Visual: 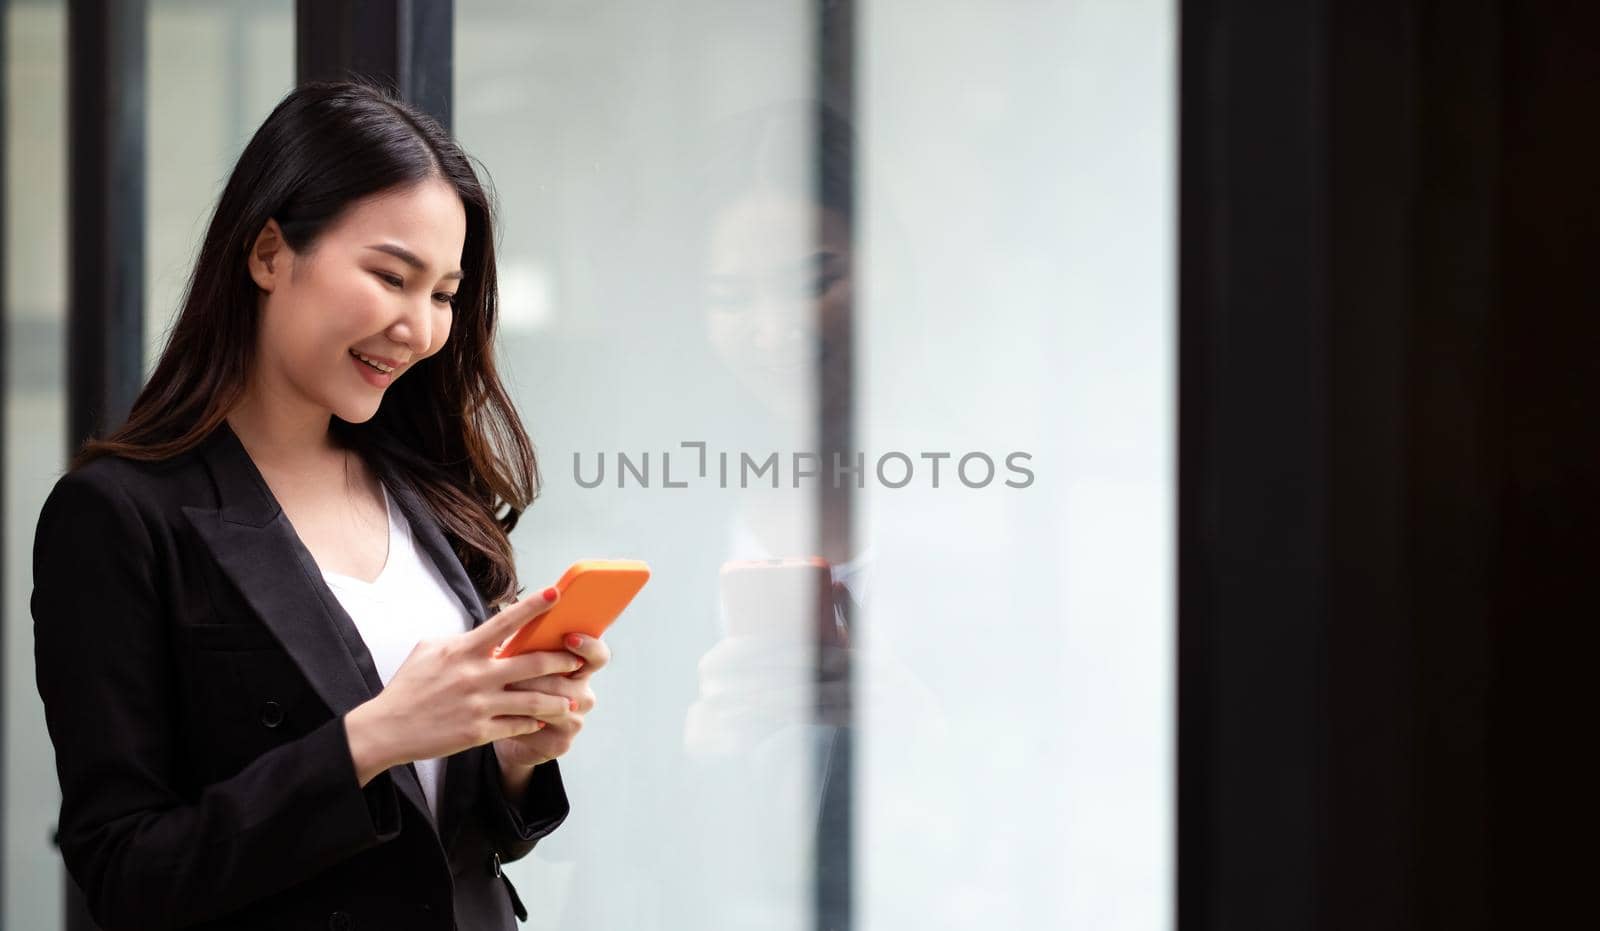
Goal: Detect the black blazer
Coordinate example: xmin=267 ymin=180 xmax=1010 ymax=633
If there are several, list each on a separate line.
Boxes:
xmin=30 ymin=419 xmax=568 ymax=930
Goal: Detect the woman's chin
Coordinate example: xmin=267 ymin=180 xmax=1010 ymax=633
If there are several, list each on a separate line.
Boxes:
xmin=332 ymin=398 xmax=383 ymax=425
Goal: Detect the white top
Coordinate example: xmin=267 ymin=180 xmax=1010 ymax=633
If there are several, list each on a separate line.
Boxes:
xmin=320 ymin=481 xmax=471 ymax=824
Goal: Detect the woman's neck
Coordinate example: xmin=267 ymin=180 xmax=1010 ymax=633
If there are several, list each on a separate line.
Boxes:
xmin=225 ymin=388 xmax=340 ymax=476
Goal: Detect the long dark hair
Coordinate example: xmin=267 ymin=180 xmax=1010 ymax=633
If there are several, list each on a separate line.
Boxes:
xmin=72 ymin=78 xmax=537 ymax=608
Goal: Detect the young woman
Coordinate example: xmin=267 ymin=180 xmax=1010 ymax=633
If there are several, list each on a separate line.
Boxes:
xmin=30 ymin=79 xmax=611 ymax=930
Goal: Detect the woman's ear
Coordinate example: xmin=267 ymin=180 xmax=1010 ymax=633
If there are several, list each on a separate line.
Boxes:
xmin=247 ymin=219 xmax=290 ymax=292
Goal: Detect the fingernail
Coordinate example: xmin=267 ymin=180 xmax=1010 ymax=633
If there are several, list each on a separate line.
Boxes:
xmin=543 ymin=586 xmax=558 ymax=602
xmin=566 ymin=633 xmax=582 ymax=649
xmin=568 ymin=699 xmax=578 ymax=711
xmin=536 ymin=721 xmax=547 ymax=730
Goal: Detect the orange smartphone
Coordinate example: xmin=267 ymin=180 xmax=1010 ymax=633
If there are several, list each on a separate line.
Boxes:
xmin=491 ymin=559 xmax=651 ymax=658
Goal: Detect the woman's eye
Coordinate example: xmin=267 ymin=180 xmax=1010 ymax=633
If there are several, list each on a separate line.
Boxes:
xmin=812 ymin=273 xmax=843 ymax=298
xmin=377 ymin=270 xmax=454 ymax=306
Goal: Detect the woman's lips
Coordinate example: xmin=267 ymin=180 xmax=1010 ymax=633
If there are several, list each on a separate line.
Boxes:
xmin=354 ymin=350 xmax=403 ymax=368
xmin=350 ymin=351 xmax=394 ymax=387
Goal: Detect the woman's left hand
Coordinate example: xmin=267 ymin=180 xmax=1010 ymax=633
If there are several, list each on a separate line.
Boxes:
xmin=491 ymin=633 xmax=611 ymax=770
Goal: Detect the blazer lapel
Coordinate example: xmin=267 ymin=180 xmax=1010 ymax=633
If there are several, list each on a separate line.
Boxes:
xmin=373 ymin=460 xmax=494 ymax=856
xmin=180 ymin=420 xmax=441 ymax=831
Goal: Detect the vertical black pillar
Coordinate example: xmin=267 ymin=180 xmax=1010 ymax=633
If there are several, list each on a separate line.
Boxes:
xmin=1404 ymin=4 xmax=1500 ymax=927
xmin=1488 ymin=2 xmax=1600 ymax=924
xmin=1181 ymin=1 xmax=1599 ymax=928
xmin=64 ymin=4 xmax=147 ymax=928
xmin=1179 ymin=2 xmax=1332 ymax=927
xmin=296 ymin=0 xmax=453 ymax=130
xmin=813 ymin=5 xmax=856 ymax=930
xmin=0 ymin=0 xmax=8 ymax=920
xmin=66 ymin=0 xmax=147 ymax=455
xmin=1324 ymin=3 xmax=1427 ymax=927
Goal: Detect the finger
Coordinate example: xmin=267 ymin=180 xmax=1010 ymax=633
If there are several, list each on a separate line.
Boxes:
xmin=503 ymin=673 xmax=578 ymax=696
xmin=562 ymin=634 xmax=611 ymax=678
xmin=487 ymin=688 xmax=574 ymax=721
xmin=486 ymin=716 xmax=548 ymax=742
xmin=506 ymin=680 xmax=596 ymax=717
xmin=468 ymin=586 xmax=559 ymax=653
xmin=830 ymin=581 xmax=856 ymax=646
xmin=486 ymin=648 xmax=586 ymax=686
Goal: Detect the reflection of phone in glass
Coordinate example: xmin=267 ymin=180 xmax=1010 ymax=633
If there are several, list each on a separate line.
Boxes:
xmin=718 ymin=557 xmax=847 ymax=646
xmin=492 ymin=559 xmax=651 ymax=658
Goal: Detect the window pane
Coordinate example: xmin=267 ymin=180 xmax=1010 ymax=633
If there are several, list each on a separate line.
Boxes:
xmin=456 ymin=3 xmax=823 ymax=928
xmin=857 ymin=2 xmax=1174 ymax=928
xmin=459 ymin=1 xmax=1178 ymax=928
xmin=145 ymin=0 xmax=294 ymax=371
xmin=5 ymin=3 xmax=68 ymax=928
xmin=3 ymin=3 xmax=293 ymax=929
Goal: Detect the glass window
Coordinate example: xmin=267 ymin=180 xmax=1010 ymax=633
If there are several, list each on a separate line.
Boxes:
xmin=5 ymin=3 xmax=69 ymax=928
xmin=4 ymin=3 xmax=293 ymax=927
xmin=146 ymin=0 xmax=294 ymax=371
xmin=456 ymin=1 xmax=1174 ymax=928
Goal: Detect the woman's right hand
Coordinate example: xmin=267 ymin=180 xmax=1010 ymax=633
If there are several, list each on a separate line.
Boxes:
xmin=343 ymin=587 xmax=584 ymax=786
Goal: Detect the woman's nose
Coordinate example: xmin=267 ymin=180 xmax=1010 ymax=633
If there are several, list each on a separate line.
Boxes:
xmin=388 ymin=295 xmax=434 ymax=353
xmin=752 ymin=299 xmax=808 ymax=348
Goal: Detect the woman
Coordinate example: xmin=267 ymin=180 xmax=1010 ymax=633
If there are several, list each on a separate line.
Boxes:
xmin=30 ymin=79 xmax=610 ymax=930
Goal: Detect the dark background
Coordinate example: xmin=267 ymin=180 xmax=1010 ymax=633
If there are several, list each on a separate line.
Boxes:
xmin=1181 ymin=1 xmax=1595 ymax=928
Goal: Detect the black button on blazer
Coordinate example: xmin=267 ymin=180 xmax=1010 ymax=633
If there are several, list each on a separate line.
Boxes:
xmin=31 ymin=419 xmax=567 ymax=930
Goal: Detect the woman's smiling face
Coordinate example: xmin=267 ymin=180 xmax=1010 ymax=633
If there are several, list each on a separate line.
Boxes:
xmin=246 ymin=177 xmax=467 ymax=425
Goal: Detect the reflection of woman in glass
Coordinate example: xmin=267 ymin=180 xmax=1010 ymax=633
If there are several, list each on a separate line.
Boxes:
xmin=680 ymin=101 xmax=946 ymax=931
xmin=701 ymin=105 xmax=855 ymax=457
xmin=694 ymin=100 xmax=862 ymax=606
xmin=31 ymin=81 xmax=611 ymax=930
